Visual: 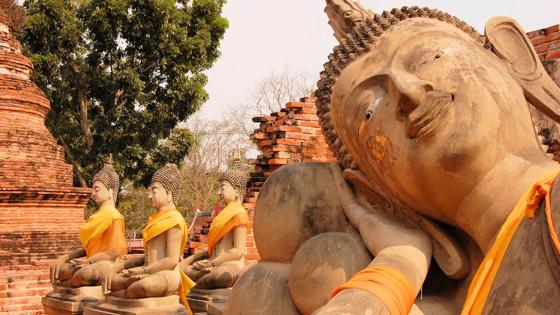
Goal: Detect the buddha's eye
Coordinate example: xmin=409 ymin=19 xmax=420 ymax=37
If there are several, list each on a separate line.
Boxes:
xmin=433 ymin=51 xmax=444 ymax=60
xmin=416 ymin=50 xmax=446 ymax=69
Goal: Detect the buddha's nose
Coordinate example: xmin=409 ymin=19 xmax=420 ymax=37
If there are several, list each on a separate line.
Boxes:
xmin=377 ymin=71 xmax=434 ymax=120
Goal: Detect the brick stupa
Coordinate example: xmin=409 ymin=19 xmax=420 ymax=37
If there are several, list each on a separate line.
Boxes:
xmin=0 ymin=10 xmax=91 ymax=314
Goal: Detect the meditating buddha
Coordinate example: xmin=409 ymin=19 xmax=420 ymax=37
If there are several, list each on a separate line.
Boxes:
xmin=50 ymin=157 xmax=127 ymax=290
xmin=181 ymin=163 xmax=248 ymax=289
xmin=108 ymin=163 xmax=192 ymax=301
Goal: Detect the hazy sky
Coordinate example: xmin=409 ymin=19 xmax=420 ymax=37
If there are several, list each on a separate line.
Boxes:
xmin=199 ymin=0 xmax=560 ymax=120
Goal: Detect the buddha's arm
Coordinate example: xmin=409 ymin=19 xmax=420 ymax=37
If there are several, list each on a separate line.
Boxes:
xmin=210 ymin=225 xmax=247 ymax=266
xmin=67 ymin=247 xmax=87 ymax=260
xmin=144 ymin=226 xmax=182 ymax=273
xmin=344 ymin=198 xmax=432 ymax=287
xmin=87 ymin=248 xmax=122 ymax=264
xmin=183 ymin=251 xmax=209 ymax=266
xmin=315 ymin=210 xmax=432 ymax=315
xmin=50 ymin=248 xmax=86 ymax=283
xmin=123 ymin=257 xmax=144 ymax=269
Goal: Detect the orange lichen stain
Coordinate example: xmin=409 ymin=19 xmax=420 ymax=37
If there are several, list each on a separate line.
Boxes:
xmin=375 ymin=135 xmax=388 ymax=146
xmin=368 ymin=135 xmax=390 ymax=162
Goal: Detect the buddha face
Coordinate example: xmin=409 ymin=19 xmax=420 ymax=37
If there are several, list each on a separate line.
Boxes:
xmin=331 ymin=19 xmax=542 ymax=223
xmin=149 ymin=182 xmax=174 ymax=209
xmin=91 ymin=181 xmax=112 ymax=206
xmin=219 ymin=180 xmax=238 ymax=205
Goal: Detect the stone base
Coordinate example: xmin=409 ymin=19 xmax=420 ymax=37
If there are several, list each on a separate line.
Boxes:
xmin=42 ymin=285 xmax=105 ymax=315
xmin=83 ymin=295 xmax=187 ymax=315
xmin=187 ymin=288 xmax=231 ymax=315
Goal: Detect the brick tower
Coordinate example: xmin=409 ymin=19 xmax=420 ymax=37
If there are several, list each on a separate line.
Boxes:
xmin=0 ymin=10 xmax=90 ymax=314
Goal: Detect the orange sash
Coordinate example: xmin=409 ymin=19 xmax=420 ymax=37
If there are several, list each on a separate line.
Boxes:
xmin=78 ymin=206 xmax=126 ymax=257
xmin=332 ymin=266 xmax=415 ymax=315
xmin=461 ymin=168 xmax=560 ymax=315
xmin=207 ymin=201 xmax=248 ymax=256
xmin=142 ymin=208 xmax=194 ymax=314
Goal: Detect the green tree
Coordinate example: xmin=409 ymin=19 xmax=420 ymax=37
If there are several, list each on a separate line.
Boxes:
xmin=19 ymin=0 xmax=228 ymax=187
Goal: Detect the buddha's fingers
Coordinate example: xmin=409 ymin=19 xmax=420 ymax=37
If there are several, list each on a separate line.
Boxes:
xmin=330 ymin=163 xmax=355 ymax=204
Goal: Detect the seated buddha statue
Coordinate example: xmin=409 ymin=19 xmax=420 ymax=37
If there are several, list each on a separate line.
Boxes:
xmin=50 ymin=157 xmax=127 ymax=291
xmin=181 ymin=163 xmax=248 ymax=289
xmin=108 ymin=163 xmax=191 ymax=301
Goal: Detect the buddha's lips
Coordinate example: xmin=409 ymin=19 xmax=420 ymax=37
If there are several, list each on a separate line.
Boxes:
xmin=405 ymin=91 xmax=453 ymax=139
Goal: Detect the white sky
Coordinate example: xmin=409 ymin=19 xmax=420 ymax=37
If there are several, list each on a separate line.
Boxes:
xmin=199 ymin=0 xmax=560 ymax=120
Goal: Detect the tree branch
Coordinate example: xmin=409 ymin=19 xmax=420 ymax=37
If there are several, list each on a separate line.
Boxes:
xmin=57 ymin=136 xmax=88 ymax=187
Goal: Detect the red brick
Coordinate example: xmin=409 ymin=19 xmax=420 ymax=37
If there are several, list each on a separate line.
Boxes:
xmin=535 ymin=42 xmax=550 ymax=54
xmin=545 ymin=48 xmax=560 ymax=60
xmin=544 ymin=32 xmax=560 ymax=43
xmin=527 ymin=29 xmax=545 ymax=38
xmin=531 ymin=36 xmax=544 ymax=46
xmin=0 ymin=21 xmax=90 ymax=313
xmin=545 ymin=24 xmax=560 ymax=35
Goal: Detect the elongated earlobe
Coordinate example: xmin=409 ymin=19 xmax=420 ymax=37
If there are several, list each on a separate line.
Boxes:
xmin=485 ymin=17 xmax=560 ymax=123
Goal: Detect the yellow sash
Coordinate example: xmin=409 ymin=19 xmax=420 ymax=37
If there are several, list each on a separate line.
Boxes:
xmin=207 ymin=201 xmax=248 ymax=256
xmin=461 ymin=168 xmax=560 ymax=315
xmin=142 ymin=207 xmax=195 ymax=314
xmin=79 ymin=205 xmax=124 ymax=257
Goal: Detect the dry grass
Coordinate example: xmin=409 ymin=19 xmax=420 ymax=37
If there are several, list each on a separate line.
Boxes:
xmin=0 ymin=0 xmax=25 ymax=31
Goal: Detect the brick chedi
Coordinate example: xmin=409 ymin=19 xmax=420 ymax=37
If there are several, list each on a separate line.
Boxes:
xmin=243 ymin=97 xmax=336 ymax=262
xmin=0 ymin=11 xmax=90 ymax=314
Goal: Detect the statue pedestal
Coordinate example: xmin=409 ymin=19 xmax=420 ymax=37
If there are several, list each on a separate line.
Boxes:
xmin=42 ymin=285 xmax=104 ymax=315
xmin=83 ymin=295 xmax=187 ymax=315
xmin=187 ymin=288 xmax=231 ymax=315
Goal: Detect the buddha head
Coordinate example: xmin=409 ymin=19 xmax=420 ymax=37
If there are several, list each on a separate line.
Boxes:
xmin=92 ymin=156 xmax=120 ymax=206
xmin=150 ymin=163 xmax=182 ymax=209
xmin=317 ymin=4 xmax=560 ymax=223
xmin=219 ymin=164 xmax=247 ymax=205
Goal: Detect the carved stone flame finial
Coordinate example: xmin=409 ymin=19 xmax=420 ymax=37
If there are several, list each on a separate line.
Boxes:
xmin=325 ymin=0 xmax=374 ymax=42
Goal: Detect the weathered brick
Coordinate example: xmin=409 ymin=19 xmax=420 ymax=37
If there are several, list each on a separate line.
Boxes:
xmin=545 ymin=24 xmax=560 ymax=35
xmin=545 ymin=48 xmax=560 ymax=60
xmin=0 ymin=17 xmax=90 ymax=313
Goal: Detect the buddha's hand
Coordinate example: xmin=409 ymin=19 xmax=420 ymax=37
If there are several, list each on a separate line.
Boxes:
xmin=192 ymin=259 xmax=214 ymax=272
xmin=121 ymin=266 xmax=147 ymax=277
xmin=70 ymin=257 xmax=90 ymax=265
xmin=96 ymin=261 xmax=117 ymax=294
xmin=50 ymin=255 xmax=68 ymax=284
xmin=330 ymin=163 xmax=356 ymax=204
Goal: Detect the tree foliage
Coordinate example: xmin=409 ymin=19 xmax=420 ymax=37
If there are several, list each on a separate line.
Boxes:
xmin=19 ymin=0 xmax=228 ymax=187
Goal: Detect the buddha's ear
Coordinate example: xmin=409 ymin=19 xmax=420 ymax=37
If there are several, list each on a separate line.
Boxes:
xmin=485 ymin=17 xmax=560 ymax=123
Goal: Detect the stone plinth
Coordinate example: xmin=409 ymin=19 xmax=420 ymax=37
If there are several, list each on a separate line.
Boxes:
xmin=186 ymin=288 xmax=231 ymax=315
xmin=42 ymin=286 xmax=104 ymax=315
xmin=0 ymin=9 xmax=91 ymax=314
xmin=83 ymin=295 xmax=187 ymax=315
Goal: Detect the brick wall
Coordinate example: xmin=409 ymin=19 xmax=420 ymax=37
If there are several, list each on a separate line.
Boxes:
xmin=0 ymin=11 xmax=91 ymax=314
xmin=528 ymin=24 xmax=560 ymax=61
xmin=242 ymin=97 xmax=336 ymax=262
xmin=526 ymin=24 xmax=560 ymax=159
